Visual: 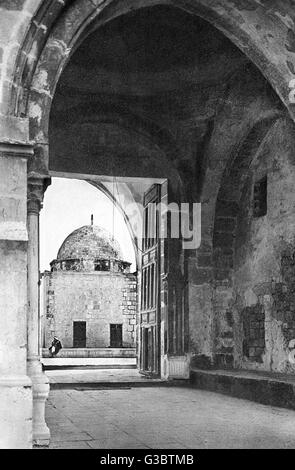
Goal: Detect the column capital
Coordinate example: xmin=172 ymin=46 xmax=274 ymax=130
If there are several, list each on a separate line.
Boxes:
xmin=27 ymin=175 xmax=51 ymax=214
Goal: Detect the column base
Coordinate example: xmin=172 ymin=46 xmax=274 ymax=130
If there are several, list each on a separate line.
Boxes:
xmin=27 ymin=359 xmax=51 ymax=447
xmin=161 ymin=354 xmax=190 ymax=380
xmin=0 ymin=375 xmax=32 ymax=449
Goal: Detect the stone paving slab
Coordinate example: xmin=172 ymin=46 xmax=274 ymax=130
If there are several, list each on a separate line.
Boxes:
xmin=46 ymin=368 xmax=164 ymax=389
xmin=46 ymin=386 xmax=295 ymax=449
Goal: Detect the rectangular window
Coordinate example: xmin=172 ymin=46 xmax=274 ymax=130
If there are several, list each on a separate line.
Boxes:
xmin=253 ymin=176 xmax=267 ymax=217
xmin=141 ymin=263 xmax=156 ymax=311
xmin=151 ymin=263 xmax=155 ymax=309
xmin=144 ymin=207 xmax=149 ymax=251
xmin=143 ymin=202 xmax=158 ymax=251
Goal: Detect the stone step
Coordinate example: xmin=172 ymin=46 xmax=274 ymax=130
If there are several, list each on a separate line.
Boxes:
xmin=46 ymin=367 xmax=189 ymax=390
xmin=42 ymin=357 xmax=137 ymax=369
xmin=190 ymin=368 xmax=295 ymax=410
xmin=42 ymin=347 xmax=136 ymax=358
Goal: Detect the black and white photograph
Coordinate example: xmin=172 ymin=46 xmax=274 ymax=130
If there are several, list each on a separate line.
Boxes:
xmin=1 ymin=0 xmax=295 ymax=454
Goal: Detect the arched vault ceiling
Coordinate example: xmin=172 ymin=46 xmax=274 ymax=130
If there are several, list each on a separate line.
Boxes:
xmin=57 ymin=7 xmax=248 ymax=96
xmin=4 ymin=0 xmax=295 ymax=125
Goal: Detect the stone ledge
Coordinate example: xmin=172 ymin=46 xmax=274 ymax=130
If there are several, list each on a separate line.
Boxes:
xmin=190 ymin=368 xmax=295 ymax=410
xmin=49 ymin=379 xmax=189 ymax=390
xmin=42 ymin=347 xmax=136 ymax=358
xmin=41 ymin=356 xmax=137 ymax=370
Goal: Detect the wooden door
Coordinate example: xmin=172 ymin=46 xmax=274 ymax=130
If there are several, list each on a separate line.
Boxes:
xmin=139 ymin=184 xmax=161 ymax=376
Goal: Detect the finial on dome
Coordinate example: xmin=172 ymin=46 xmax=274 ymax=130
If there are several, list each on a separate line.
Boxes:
xmin=91 ymin=214 xmax=93 ymax=226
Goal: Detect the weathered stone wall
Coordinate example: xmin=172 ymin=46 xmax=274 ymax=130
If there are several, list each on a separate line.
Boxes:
xmin=43 ymin=271 xmax=137 ymax=349
xmin=213 ymin=117 xmax=295 ymax=373
xmin=0 ymin=145 xmax=33 ymax=448
xmin=186 ymin=66 xmax=282 ymax=365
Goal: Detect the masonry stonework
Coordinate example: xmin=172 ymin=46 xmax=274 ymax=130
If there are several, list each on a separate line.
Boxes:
xmin=212 ymin=118 xmax=295 ymax=373
xmin=1 ymin=0 xmax=295 ymax=448
xmin=43 ymin=271 xmax=137 ymax=349
xmin=42 ymin=225 xmax=137 ymax=350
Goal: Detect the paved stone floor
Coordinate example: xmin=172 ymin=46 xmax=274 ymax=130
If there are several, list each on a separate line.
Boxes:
xmin=46 ymin=386 xmax=295 ymax=449
xmin=47 ymin=368 xmax=160 ymax=384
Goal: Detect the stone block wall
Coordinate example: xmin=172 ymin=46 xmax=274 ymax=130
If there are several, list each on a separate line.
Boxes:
xmin=242 ymin=305 xmax=265 ymax=363
xmin=121 ymin=274 xmax=137 ymax=346
xmin=42 ymin=271 xmax=137 ymax=349
xmin=212 ymin=117 xmax=295 ymax=374
xmin=0 ymin=146 xmax=33 ymax=448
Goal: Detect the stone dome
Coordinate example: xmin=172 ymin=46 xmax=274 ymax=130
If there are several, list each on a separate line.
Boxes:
xmin=57 ymin=225 xmax=123 ymax=261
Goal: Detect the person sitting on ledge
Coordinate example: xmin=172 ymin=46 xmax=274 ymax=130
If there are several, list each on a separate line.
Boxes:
xmin=49 ymin=336 xmax=62 ymax=357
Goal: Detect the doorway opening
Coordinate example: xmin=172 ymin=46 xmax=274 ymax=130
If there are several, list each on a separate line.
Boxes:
xmin=40 ymin=175 xmax=168 ymax=377
xmin=73 ymin=322 xmax=86 ymax=348
xmin=110 ymin=324 xmax=123 ymax=348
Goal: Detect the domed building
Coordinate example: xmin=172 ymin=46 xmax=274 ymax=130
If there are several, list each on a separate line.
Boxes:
xmin=41 ymin=220 xmax=137 ymax=355
xmin=51 ymin=223 xmax=131 ymax=274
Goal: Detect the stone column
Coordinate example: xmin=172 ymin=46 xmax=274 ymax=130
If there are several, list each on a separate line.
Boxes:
xmin=27 ymin=175 xmax=51 ymax=447
xmin=0 ymin=142 xmax=33 ymax=448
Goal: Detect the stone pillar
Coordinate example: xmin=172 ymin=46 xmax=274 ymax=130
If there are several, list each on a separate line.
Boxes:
xmin=27 ymin=175 xmax=51 ymax=447
xmin=0 ymin=143 xmax=33 ymax=448
xmin=188 ymin=247 xmax=215 ymax=369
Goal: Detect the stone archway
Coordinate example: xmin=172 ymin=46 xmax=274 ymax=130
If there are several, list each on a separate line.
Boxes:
xmin=1 ymin=0 xmax=295 ymax=449
xmin=3 ymin=0 xmax=295 ymax=124
xmin=18 ymin=1 xmax=295 ymax=381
